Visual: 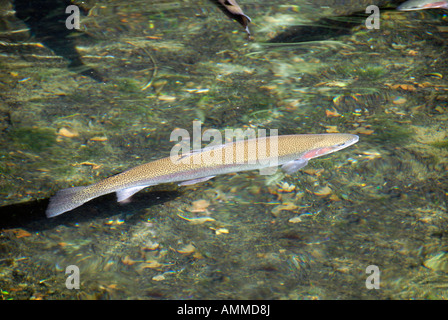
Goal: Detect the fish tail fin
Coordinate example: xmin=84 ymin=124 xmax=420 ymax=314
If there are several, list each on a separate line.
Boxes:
xmin=46 ymin=186 xmax=91 ymax=218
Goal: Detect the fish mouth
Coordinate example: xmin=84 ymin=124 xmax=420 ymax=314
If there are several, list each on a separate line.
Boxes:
xmin=301 ymin=134 xmax=359 ymax=160
xmin=348 ymin=134 xmax=359 ymax=146
xmin=331 ymin=134 xmax=359 ymax=153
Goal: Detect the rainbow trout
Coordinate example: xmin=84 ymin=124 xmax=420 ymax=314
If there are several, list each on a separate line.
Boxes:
xmin=46 ymin=133 xmax=358 ymax=217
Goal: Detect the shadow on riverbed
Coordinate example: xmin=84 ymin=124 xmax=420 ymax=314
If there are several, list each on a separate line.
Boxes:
xmin=13 ymin=0 xmax=105 ymax=81
xmin=0 ymin=190 xmax=180 ymax=231
xmin=267 ymin=7 xmax=401 ymax=43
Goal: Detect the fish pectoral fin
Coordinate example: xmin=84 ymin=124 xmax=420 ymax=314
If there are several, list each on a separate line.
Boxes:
xmin=281 ymin=159 xmax=308 ymax=175
xmin=178 ymin=176 xmax=216 ymax=186
xmin=116 ymin=185 xmax=150 ymax=202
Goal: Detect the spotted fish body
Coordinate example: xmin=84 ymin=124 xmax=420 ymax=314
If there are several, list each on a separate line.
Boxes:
xmin=46 ymin=133 xmax=359 ymax=217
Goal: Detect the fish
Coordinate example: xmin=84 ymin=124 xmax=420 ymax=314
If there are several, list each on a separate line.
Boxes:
xmin=209 ymin=0 xmax=251 ymax=37
xmin=46 ymin=133 xmax=359 ymax=218
xmin=397 ymin=0 xmax=448 ymax=10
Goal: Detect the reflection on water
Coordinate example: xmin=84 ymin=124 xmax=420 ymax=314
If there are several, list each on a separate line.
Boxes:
xmin=0 ymin=0 xmax=448 ymax=299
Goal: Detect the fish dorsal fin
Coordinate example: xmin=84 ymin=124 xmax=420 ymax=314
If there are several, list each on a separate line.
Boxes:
xmin=178 ymin=143 xmax=227 ymax=161
xmin=281 ymin=159 xmax=308 ymax=175
xmin=116 ymin=185 xmax=151 ymax=202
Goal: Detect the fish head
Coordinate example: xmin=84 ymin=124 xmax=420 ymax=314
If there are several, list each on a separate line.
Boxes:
xmin=298 ymin=133 xmax=359 ymax=160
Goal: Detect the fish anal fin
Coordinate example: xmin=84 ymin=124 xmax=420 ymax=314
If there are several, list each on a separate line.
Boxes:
xmin=259 ymin=166 xmax=278 ymax=176
xmin=116 ymin=185 xmax=150 ymax=202
xmin=178 ymin=176 xmax=215 ymax=186
xmin=281 ymin=159 xmax=308 ymax=175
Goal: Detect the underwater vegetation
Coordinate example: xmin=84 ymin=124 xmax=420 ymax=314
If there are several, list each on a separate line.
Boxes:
xmin=8 ymin=127 xmax=56 ymax=153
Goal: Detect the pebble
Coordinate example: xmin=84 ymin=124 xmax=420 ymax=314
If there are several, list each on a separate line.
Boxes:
xmin=392 ymin=97 xmax=407 ymax=105
xmin=177 ymin=244 xmax=196 ymax=254
xmin=152 ymin=274 xmax=166 ymax=281
xmin=158 ymin=95 xmax=176 ymax=101
xmin=58 ymin=127 xmax=78 ymax=138
xmin=314 ymin=186 xmax=332 ymax=197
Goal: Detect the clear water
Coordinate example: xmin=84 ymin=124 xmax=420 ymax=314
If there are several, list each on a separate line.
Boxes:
xmin=0 ymin=0 xmax=447 ymax=299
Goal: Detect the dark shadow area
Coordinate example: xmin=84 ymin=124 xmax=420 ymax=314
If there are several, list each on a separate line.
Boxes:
xmin=13 ymin=0 xmax=105 ymax=82
xmin=0 ymin=190 xmax=181 ymax=231
xmin=268 ymin=9 xmax=392 ymax=43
